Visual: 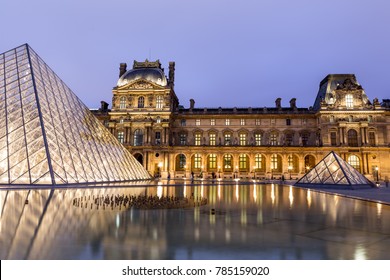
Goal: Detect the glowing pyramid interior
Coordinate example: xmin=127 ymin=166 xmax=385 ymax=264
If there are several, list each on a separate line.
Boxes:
xmin=295 ymin=151 xmax=373 ymax=187
xmin=0 ymin=44 xmax=151 ymax=185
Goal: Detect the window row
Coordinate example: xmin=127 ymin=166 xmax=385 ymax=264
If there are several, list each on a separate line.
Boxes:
xmin=329 ymin=129 xmax=376 ymax=146
xmin=117 ymin=129 xmax=162 ymax=145
xmin=118 ymin=95 xmax=165 ymax=109
xmin=183 ymin=118 xmax=297 ymax=126
xmin=177 ymin=131 xmax=314 ymax=146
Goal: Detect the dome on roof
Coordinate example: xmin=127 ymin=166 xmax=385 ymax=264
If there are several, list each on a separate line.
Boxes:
xmin=117 ymin=68 xmax=167 ymax=87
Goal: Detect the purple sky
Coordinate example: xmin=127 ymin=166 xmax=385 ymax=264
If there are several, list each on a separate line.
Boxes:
xmin=1 ymin=0 xmax=389 ymax=109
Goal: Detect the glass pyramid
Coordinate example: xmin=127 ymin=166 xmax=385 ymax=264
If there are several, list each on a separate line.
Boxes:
xmin=0 ymin=44 xmax=151 ymax=185
xmin=295 ymin=151 xmax=373 ymax=186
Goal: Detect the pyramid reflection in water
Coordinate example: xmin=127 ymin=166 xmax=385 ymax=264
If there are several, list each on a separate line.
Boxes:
xmin=295 ymin=151 xmax=373 ymax=187
xmin=0 ymin=44 xmax=151 ymax=185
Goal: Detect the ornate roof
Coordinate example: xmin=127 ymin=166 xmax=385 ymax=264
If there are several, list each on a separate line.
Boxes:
xmin=117 ymin=59 xmax=168 ymax=87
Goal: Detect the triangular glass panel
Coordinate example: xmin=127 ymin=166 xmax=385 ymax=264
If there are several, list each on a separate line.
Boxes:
xmin=296 ymin=151 xmax=373 ymax=187
xmin=0 ymin=44 xmax=151 ymax=185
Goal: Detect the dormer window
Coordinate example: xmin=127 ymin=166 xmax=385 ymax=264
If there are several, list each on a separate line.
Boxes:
xmin=345 ymin=94 xmax=354 ymax=108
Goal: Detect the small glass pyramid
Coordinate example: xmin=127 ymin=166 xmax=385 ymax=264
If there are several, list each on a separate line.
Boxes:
xmin=0 ymin=44 xmax=151 ymax=185
xmin=295 ymin=151 xmax=373 ymax=186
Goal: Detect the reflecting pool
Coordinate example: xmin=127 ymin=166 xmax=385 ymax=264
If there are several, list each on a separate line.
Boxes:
xmin=1 ymin=182 xmax=390 ymax=259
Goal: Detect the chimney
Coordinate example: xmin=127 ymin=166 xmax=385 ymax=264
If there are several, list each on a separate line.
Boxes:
xmin=290 ymin=98 xmax=297 ymax=110
xmin=168 ymin=62 xmax=175 ymax=88
xmin=275 ymin=98 xmax=282 ymax=109
xmin=190 ymin=99 xmax=195 ymax=110
xmin=100 ymin=101 xmax=109 ymax=112
xmin=119 ymin=63 xmax=127 ymax=78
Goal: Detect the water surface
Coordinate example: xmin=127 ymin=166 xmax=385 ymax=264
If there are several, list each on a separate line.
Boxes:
xmin=1 ymin=182 xmax=389 ymax=259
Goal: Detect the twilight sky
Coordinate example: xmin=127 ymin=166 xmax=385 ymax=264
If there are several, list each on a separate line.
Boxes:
xmin=1 ymin=0 xmax=389 ymax=109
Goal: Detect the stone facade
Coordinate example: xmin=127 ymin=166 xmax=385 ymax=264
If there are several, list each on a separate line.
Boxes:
xmin=91 ymin=60 xmax=390 ymax=182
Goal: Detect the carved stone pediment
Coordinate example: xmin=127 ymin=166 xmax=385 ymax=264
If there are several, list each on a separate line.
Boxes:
xmin=127 ymin=81 xmax=154 ymax=89
xmin=336 ymin=78 xmax=362 ymax=91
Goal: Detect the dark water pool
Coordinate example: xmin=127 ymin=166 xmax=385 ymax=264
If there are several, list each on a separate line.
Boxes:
xmin=1 ymin=182 xmax=389 ymax=259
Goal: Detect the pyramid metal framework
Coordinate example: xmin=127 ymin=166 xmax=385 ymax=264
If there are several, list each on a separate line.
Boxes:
xmin=0 ymin=44 xmax=151 ymax=185
xmin=295 ymin=151 xmax=373 ymax=186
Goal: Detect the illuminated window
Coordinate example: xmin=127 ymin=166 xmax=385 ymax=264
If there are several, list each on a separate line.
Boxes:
xmin=270 ymin=132 xmax=277 ymax=145
xmin=210 ymin=119 xmax=215 ymax=125
xmin=195 ymin=119 xmax=200 ymax=126
xmin=117 ymin=131 xmax=124 ymax=143
xmin=345 ymin=94 xmax=354 ymax=108
xmin=194 ymin=154 xmax=202 ymax=169
xmin=209 ymin=133 xmax=216 ymax=146
xmin=288 ymin=155 xmax=293 ymax=170
xmin=330 ymin=115 xmax=335 ymax=123
xmin=156 ymin=116 xmax=161 ymax=123
xmin=156 ymin=96 xmax=163 ymax=109
xmin=255 ymin=133 xmax=262 ymax=146
xmin=208 ymin=154 xmax=217 ymax=169
xmin=368 ymin=115 xmax=373 ymax=122
xmin=195 ymin=133 xmax=201 ymax=146
xmin=134 ymin=129 xmax=143 ymax=146
xmin=119 ymin=118 xmax=124 ymax=124
xmin=239 ymin=133 xmax=246 ymax=146
xmin=239 ymin=154 xmax=248 ymax=170
xmin=255 ymin=119 xmax=260 ymax=126
xmin=240 ymin=119 xmax=245 ymax=126
xmin=348 ymin=155 xmax=360 ymax=171
xmin=138 ymin=96 xmax=144 ymax=108
xmin=224 ymin=133 xmax=231 ymax=145
xmin=254 ymin=154 xmax=263 ymax=170
xmin=225 ymin=119 xmax=230 ymax=126
xmin=119 ymin=96 xmax=126 ymax=109
xmin=271 ymin=154 xmax=278 ymax=170
xmin=223 ymin=154 xmax=232 ymax=171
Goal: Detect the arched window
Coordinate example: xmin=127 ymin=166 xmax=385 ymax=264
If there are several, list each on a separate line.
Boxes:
xmin=208 ymin=154 xmax=217 ymax=171
xmin=369 ymin=131 xmax=376 ymax=146
xmin=271 ymin=154 xmax=278 ymax=171
xmin=119 ymin=96 xmax=126 ymax=109
xmin=304 ymin=155 xmax=316 ymax=170
xmin=176 ymin=154 xmax=186 ymax=171
xmin=223 ymin=154 xmax=233 ymax=171
xmin=134 ymin=129 xmax=143 ymax=146
xmin=348 ymin=155 xmax=360 ymax=171
xmin=287 ymin=154 xmax=299 ymax=173
xmin=156 ymin=96 xmax=163 ymax=109
xmin=193 ymin=154 xmax=202 ymax=170
xmin=254 ymin=154 xmax=265 ymax=172
xmin=138 ymin=96 xmax=144 ymax=108
xmin=239 ymin=154 xmax=249 ymax=171
xmin=347 ymin=129 xmax=358 ymax=147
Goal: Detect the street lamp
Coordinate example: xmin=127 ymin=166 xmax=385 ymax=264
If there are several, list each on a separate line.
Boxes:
xmin=288 ymin=165 xmax=292 ymax=180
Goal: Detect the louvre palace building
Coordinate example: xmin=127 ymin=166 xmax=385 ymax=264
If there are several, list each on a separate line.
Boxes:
xmin=91 ymin=59 xmax=390 ymax=182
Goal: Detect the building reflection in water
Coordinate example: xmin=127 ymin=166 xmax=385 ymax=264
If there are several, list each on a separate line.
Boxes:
xmin=1 ymin=182 xmax=390 ymax=260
